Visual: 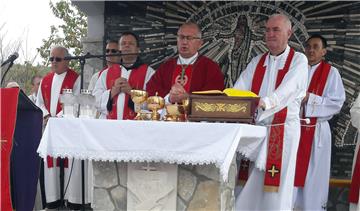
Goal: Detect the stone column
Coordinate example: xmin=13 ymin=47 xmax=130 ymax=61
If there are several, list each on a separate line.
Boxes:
xmin=81 ymin=37 xmax=103 ymax=89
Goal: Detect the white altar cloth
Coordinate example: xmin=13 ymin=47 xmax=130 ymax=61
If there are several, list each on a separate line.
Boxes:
xmin=37 ymin=118 xmax=266 ymax=181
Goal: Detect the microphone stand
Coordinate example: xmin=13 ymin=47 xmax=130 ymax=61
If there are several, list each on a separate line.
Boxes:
xmin=1 ymin=60 xmax=16 ymax=87
xmin=63 ymin=51 xmax=132 ymax=210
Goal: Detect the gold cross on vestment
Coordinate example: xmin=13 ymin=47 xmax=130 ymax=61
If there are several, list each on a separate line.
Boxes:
xmin=267 ymin=165 xmax=280 ymax=178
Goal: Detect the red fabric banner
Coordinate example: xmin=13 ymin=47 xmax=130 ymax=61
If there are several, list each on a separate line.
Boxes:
xmin=349 ymin=148 xmax=360 ymax=203
xmin=294 ymin=61 xmax=331 ymax=187
xmin=1 ymin=87 xmax=20 ymax=211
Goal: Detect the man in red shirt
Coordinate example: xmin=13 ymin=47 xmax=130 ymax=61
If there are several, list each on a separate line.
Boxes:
xmin=146 ymin=22 xmax=224 ymax=103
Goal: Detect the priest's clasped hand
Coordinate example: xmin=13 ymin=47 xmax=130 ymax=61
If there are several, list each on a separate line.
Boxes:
xmin=111 ymin=77 xmax=132 ymax=99
xmin=169 ymin=83 xmax=189 ymax=103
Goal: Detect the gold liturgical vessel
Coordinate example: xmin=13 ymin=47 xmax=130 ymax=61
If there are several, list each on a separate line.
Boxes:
xmin=164 ymin=103 xmax=184 ymax=121
xmin=130 ymin=89 xmax=148 ymax=120
xmin=164 ymin=98 xmax=189 ymax=121
xmin=147 ymin=92 xmax=165 ymax=121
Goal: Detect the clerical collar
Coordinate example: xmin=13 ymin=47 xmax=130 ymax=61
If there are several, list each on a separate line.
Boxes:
xmin=310 ymin=61 xmax=322 ymax=68
xmin=269 ymin=45 xmax=289 ymax=61
xmin=122 ymin=57 xmax=144 ymax=70
xmin=55 ymin=70 xmax=67 ymax=76
xmin=178 ymin=52 xmax=199 ymax=65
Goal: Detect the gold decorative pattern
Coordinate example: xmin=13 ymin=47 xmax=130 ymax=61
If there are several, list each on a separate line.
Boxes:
xmin=194 ymin=102 xmax=247 ymax=113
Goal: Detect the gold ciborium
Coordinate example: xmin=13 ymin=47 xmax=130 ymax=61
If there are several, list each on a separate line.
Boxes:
xmin=147 ymin=92 xmax=165 ymax=121
xmin=164 ymin=103 xmax=185 ymax=121
xmin=130 ymin=89 xmax=148 ymax=120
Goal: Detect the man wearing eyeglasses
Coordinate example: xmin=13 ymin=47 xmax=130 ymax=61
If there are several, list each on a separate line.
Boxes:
xmin=36 ymin=46 xmax=80 ymax=120
xmin=146 ymin=22 xmax=224 ymax=103
xmin=87 ymin=40 xmax=119 ymax=91
xmin=93 ymin=32 xmax=155 ymax=119
xmin=36 ymin=46 xmax=84 ymax=209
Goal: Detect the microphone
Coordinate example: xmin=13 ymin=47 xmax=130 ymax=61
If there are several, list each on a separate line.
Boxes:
xmin=1 ymin=52 xmax=19 ymax=67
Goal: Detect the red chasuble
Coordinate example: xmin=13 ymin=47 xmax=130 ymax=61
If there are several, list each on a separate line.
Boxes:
xmin=106 ymin=64 xmax=148 ymax=120
xmin=146 ymin=55 xmax=224 ymax=97
xmin=1 ymin=88 xmax=19 ymax=211
xmin=237 ymin=49 xmax=295 ymax=192
xmin=41 ymin=69 xmax=78 ymax=168
xmin=294 ymin=61 xmax=331 ymax=187
xmin=349 ymin=149 xmax=360 ymax=203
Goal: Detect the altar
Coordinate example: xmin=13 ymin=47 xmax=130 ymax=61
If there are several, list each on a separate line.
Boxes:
xmin=37 ymin=118 xmax=266 ymax=210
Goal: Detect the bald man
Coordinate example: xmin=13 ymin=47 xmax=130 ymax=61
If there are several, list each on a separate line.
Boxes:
xmin=234 ymin=14 xmax=308 ymax=210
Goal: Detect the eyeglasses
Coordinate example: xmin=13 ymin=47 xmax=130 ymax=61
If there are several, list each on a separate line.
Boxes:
xmin=177 ymin=35 xmax=201 ymax=41
xmin=49 ymin=57 xmax=64 ymax=62
xmin=106 ymin=49 xmax=118 ymax=53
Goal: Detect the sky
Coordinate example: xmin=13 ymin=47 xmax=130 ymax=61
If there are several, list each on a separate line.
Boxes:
xmin=0 ymin=0 xmax=63 ymax=65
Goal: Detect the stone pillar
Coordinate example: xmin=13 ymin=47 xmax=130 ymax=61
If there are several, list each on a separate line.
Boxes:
xmin=81 ymin=37 xmax=103 ymax=89
xmin=71 ymin=1 xmax=105 ymax=89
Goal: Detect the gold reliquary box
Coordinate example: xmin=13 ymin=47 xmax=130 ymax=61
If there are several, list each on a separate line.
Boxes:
xmin=187 ymin=89 xmax=259 ymax=123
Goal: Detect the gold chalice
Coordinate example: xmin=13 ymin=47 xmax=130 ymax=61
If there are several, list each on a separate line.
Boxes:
xmin=147 ymin=92 xmax=165 ymax=121
xmin=130 ymin=89 xmax=148 ymax=120
xmin=165 ymin=103 xmax=185 ymax=121
xmin=181 ymin=97 xmax=190 ymax=121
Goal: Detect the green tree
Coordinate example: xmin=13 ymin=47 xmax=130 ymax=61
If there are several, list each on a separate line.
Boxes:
xmin=3 ymin=63 xmax=50 ymax=95
xmin=37 ymin=0 xmax=87 ymax=71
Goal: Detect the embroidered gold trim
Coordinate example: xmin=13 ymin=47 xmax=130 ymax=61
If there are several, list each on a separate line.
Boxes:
xmin=194 ymin=102 xmax=247 ymax=113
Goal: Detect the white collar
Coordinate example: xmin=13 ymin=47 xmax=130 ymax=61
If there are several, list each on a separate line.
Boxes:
xmin=265 ymin=45 xmax=290 ymax=68
xmin=269 ymin=45 xmax=289 ymax=60
xmin=178 ymin=52 xmax=199 ymax=65
xmin=54 ymin=71 xmax=67 ymax=78
xmin=309 ymin=61 xmax=322 ymax=70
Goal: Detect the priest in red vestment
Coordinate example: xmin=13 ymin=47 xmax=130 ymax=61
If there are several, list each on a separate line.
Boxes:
xmin=37 ymin=46 xmax=92 ymax=209
xmin=146 ymin=22 xmax=224 ymax=103
xmin=93 ymin=32 xmax=155 ymax=120
xmin=293 ymin=34 xmax=345 ymax=210
xmin=88 ymin=40 xmax=119 ymax=91
xmin=234 ymin=14 xmax=308 ymax=210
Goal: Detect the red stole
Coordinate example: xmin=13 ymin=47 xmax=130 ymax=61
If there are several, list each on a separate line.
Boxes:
xmin=171 ymin=64 xmax=194 ymax=92
xmin=239 ymin=49 xmax=294 ymax=192
xmin=41 ymin=69 xmax=79 ymax=115
xmin=98 ymin=66 xmax=108 ymax=78
xmin=349 ymin=148 xmax=360 ymax=203
xmin=294 ymin=61 xmax=331 ymax=187
xmin=1 ymin=88 xmax=19 ymax=211
xmin=106 ymin=64 xmax=148 ymax=119
xmin=41 ymin=69 xmax=78 ymax=168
